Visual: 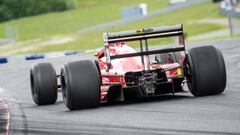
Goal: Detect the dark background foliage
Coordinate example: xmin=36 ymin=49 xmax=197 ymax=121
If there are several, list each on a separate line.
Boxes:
xmin=0 ymin=0 xmax=75 ymax=22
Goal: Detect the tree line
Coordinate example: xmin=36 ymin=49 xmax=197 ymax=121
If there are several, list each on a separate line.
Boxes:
xmin=0 ymin=0 xmax=75 ymax=22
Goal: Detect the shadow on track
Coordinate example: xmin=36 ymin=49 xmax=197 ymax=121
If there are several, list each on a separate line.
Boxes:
xmin=102 ymin=94 xmax=192 ymax=107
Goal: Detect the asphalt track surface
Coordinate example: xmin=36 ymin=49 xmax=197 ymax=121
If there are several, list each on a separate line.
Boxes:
xmin=0 ymin=39 xmax=240 ymax=134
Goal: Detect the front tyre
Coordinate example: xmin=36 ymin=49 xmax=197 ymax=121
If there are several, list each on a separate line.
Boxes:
xmin=30 ymin=63 xmax=58 ymax=105
xmin=185 ymin=46 xmax=226 ymax=96
xmin=61 ymin=60 xmax=100 ymax=110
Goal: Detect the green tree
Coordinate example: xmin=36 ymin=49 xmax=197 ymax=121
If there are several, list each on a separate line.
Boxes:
xmin=0 ymin=0 xmax=75 ymax=22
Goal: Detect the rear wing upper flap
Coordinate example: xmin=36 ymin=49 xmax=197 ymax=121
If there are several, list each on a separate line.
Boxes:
xmin=104 ymin=24 xmax=183 ymax=43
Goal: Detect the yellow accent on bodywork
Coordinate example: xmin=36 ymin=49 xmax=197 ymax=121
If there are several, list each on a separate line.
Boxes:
xmin=177 ymin=68 xmax=182 ymax=76
xmin=136 ymin=29 xmax=142 ymax=34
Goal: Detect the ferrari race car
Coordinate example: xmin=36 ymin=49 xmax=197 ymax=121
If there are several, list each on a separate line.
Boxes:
xmin=30 ymin=24 xmax=226 ymax=110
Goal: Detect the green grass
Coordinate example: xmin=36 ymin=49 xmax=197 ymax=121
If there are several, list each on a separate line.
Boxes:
xmin=28 ymin=1 xmax=227 ymax=53
xmin=0 ymin=0 xmax=168 ymax=41
xmin=74 ymin=0 xmax=169 ymax=12
xmin=0 ymin=1 xmax=229 ymax=55
xmin=203 ymin=33 xmax=240 ymax=41
xmin=236 ymin=3 xmax=240 ymax=8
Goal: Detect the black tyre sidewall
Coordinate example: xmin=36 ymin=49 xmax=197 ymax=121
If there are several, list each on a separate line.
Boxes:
xmin=30 ymin=63 xmax=58 ymax=105
xmin=187 ymin=46 xmax=226 ymax=96
xmin=31 ymin=65 xmax=40 ymax=104
xmin=61 ymin=60 xmax=100 ymax=110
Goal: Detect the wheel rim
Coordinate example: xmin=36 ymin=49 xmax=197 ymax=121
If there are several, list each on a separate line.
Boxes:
xmin=183 ymin=55 xmax=193 ymax=91
xmin=61 ymin=70 xmax=67 ymax=103
xmin=30 ymin=70 xmax=38 ymax=99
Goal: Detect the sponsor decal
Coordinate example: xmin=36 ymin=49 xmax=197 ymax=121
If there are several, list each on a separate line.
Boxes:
xmin=136 ymin=28 xmax=154 ymax=34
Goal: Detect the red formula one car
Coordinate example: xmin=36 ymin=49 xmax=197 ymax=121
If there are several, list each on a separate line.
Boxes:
xmin=30 ymin=24 xmax=226 ymax=110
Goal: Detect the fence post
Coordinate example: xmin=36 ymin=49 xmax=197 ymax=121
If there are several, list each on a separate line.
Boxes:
xmin=228 ymin=15 xmax=234 ymax=36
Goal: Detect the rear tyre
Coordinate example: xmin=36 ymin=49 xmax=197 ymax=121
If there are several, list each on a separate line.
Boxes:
xmin=155 ymin=52 xmax=180 ymax=64
xmin=61 ymin=60 xmax=100 ymax=110
xmin=185 ymin=46 xmax=226 ymax=96
xmin=30 ymin=63 xmax=58 ymax=105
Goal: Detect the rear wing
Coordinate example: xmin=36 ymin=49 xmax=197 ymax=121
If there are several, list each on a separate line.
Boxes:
xmin=104 ymin=24 xmax=183 ymax=43
xmin=103 ymin=24 xmax=186 ymax=70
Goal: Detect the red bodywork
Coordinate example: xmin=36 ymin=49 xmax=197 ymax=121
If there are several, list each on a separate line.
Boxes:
xmin=96 ymin=43 xmax=184 ymax=101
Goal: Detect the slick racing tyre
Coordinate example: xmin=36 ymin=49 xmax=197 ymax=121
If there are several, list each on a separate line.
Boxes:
xmin=61 ymin=60 xmax=100 ymax=110
xmin=30 ymin=63 xmax=58 ymax=105
xmin=185 ymin=46 xmax=226 ymax=96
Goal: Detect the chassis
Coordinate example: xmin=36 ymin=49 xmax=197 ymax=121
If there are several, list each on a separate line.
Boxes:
xmin=30 ymin=24 xmax=227 ymax=110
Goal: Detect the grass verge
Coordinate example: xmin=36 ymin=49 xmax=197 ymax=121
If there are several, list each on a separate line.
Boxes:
xmin=0 ymin=1 xmax=229 ymax=55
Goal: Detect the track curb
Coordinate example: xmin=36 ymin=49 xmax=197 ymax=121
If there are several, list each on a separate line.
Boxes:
xmin=0 ymin=88 xmax=28 ymax=134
